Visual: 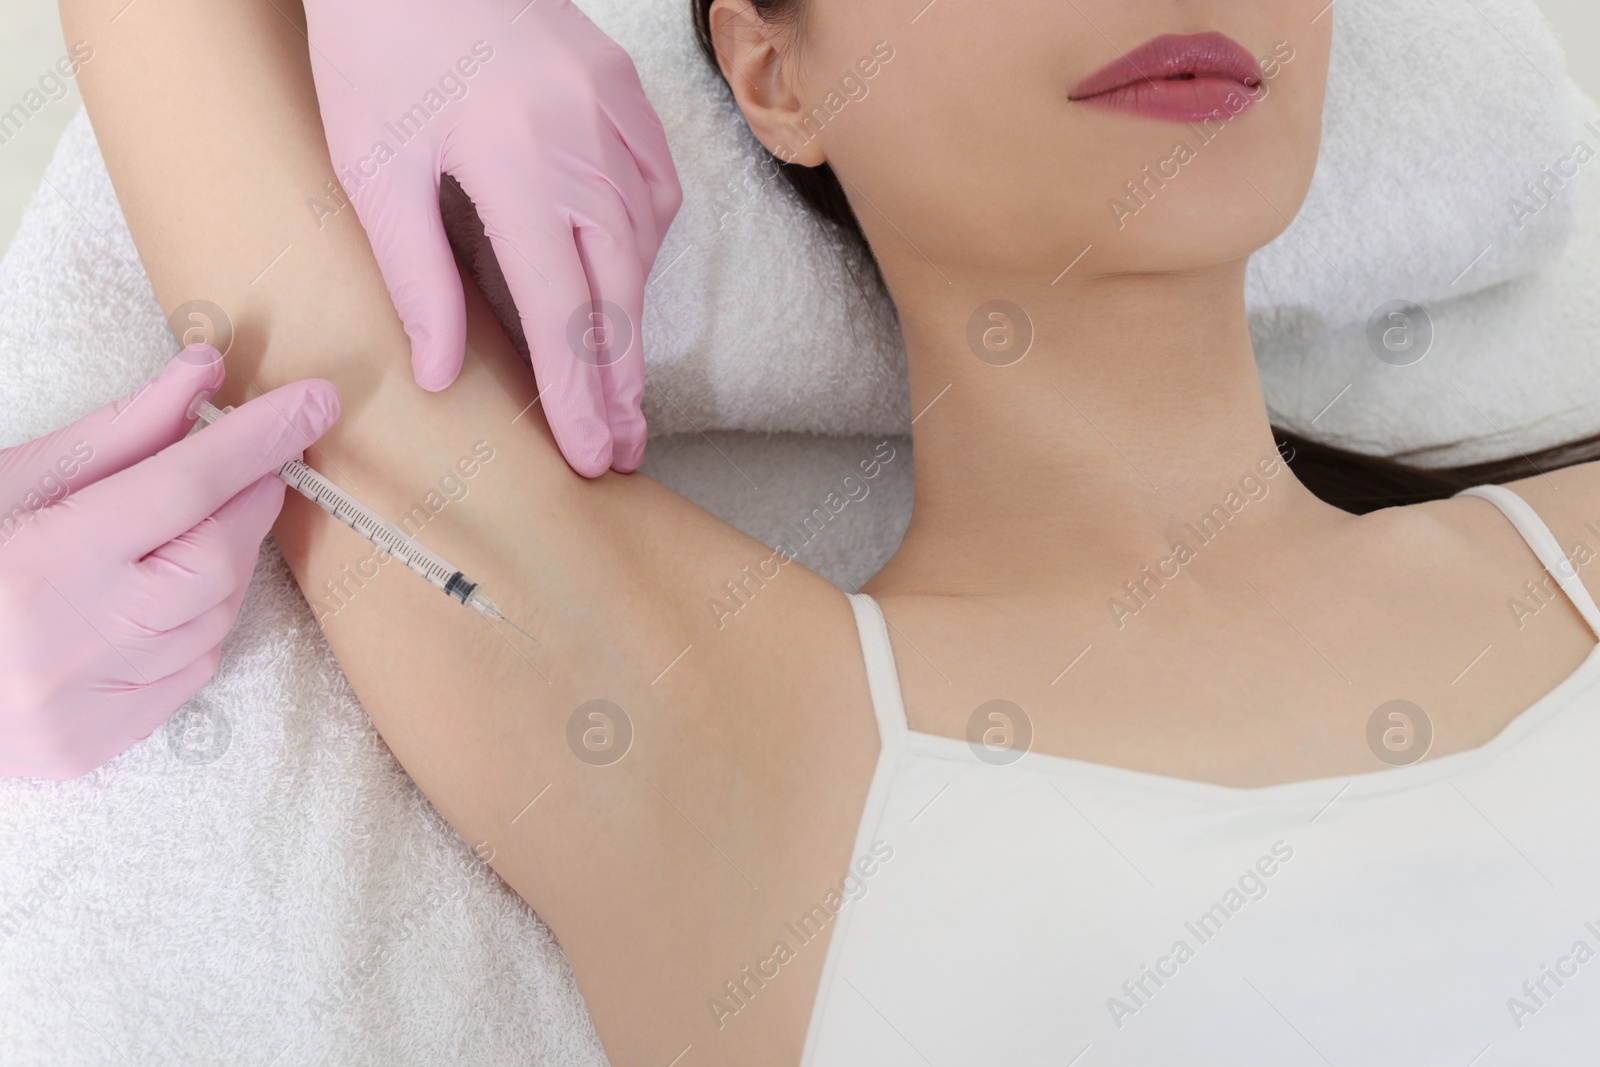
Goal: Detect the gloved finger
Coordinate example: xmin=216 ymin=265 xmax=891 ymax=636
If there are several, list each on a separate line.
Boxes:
xmin=128 ymin=584 xmax=247 ymax=691
xmin=134 ymin=473 xmax=285 ymax=631
xmin=591 ymin=134 xmax=667 ymax=267
xmin=1 ymin=728 xmax=118 ymax=781
xmin=457 ymin=161 xmax=613 ymax=475
xmin=70 ymin=378 xmax=340 ymax=559
xmin=518 ymin=226 xmax=614 ymax=477
xmin=17 ymin=641 xmax=223 ymax=780
xmin=355 ymin=164 xmax=469 ymax=392
xmin=573 ymin=203 xmax=648 ymax=473
xmin=591 ymin=61 xmax=682 ymax=241
xmin=120 ymin=643 xmax=225 ymax=750
xmin=608 ymin=124 xmax=681 ymax=254
xmin=0 ymin=345 xmax=225 ymax=504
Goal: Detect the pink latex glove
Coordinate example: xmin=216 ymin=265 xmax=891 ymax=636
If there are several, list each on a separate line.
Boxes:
xmin=0 ymin=346 xmax=341 ymax=780
xmin=304 ymin=0 xmax=681 ymax=476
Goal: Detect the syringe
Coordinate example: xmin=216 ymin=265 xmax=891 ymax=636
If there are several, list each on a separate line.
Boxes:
xmin=189 ymin=396 xmax=537 ymax=643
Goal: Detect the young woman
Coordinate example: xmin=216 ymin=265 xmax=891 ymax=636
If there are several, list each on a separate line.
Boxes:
xmin=61 ymin=0 xmax=1600 ymax=1062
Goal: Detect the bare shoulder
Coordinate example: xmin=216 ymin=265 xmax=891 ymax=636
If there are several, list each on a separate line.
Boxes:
xmin=1413 ymin=458 xmax=1600 ymax=604
xmin=1497 ymin=459 xmax=1600 ymax=556
xmin=1406 ymin=459 xmax=1600 ymax=542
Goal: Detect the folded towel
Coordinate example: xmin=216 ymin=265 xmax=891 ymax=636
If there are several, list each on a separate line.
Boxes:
xmin=525 ymin=0 xmax=1578 ymax=438
xmin=1245 ymin=0 xmax=1580 ymax=329
xmin=1256 ymin=82 xmax=1600 ymax=466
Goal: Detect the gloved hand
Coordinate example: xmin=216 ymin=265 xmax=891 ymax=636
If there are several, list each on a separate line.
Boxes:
xmin=304 ymin=0 xmax=681 ymax=476
xmin=0 ymin=346 xmax=341 ymax=780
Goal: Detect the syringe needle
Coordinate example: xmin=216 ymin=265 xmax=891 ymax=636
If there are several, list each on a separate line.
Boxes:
xmin=494 ymin=612 xmax=540 ymax=644
xmin=467 ymin=592 xmax=540 ymax=644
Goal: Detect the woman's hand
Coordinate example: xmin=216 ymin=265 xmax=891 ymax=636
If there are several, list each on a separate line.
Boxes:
xmin=304 ymin=0 xmax=681 ymax=477
xmin=0 ymin=347 xmax=340 ymax=779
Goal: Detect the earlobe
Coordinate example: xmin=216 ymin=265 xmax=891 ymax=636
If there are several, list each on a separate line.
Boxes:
xmin=707 ymin=0 xmax=828 ymax=167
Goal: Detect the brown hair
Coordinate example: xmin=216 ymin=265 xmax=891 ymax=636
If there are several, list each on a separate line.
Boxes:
xmin=691 ymin=0 xmax=1600 ymax=513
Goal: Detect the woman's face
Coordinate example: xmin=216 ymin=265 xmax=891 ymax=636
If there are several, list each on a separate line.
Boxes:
xmin=725 ymin=0 xmax=1333 ymax=284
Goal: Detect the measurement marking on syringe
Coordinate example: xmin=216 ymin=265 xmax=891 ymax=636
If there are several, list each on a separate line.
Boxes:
xmin=190 ymin=398 xmax=537 ymax=641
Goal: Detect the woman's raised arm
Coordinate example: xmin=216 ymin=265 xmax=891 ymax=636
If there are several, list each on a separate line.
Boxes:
xmin=59 ymin=0 xmax=879 ymax=1061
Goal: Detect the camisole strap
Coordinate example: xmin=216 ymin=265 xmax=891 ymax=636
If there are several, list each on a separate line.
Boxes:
xmin=845 ymin=592 xmax=912 ymax=741
xmin=1456 ymin=484 xmax=1600 ymax=640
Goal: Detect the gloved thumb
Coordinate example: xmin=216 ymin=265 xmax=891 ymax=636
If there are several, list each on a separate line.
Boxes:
xmin=358 ymin=167 xmax=468 ymax=392
xmin=0 ymin=344 xmax=225 ymax=504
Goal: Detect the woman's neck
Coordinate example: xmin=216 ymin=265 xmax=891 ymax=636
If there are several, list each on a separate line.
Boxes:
xmin=869 ymin=260 xmax=1344 ymax=597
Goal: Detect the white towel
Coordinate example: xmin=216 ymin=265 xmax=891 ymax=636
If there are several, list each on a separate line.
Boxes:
xmin=540 ymin=0 xmax=1580 ymax=438
xmin=1256 ymin=81 xmax=1600 ymax=466
xmin=1246 ymin=0 xmax=1580 ymax=328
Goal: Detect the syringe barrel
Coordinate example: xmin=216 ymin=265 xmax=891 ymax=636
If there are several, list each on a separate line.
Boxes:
xmin=275 ymin=458 xmax=465 ymax=598
xmin=190 ymin=399 xmax=489 ymax=611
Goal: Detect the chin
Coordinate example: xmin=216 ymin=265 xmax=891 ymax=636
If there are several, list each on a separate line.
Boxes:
xmin=1051 ymin=141 xmax=1315 ymax=277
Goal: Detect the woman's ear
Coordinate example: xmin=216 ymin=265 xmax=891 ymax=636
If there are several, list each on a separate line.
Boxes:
xmin=707 ymin=0 xmax=828 ymax=167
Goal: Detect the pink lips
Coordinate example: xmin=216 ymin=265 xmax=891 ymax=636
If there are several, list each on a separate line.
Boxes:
xmin=1069 ymin=32 xmax=1264 ymax=123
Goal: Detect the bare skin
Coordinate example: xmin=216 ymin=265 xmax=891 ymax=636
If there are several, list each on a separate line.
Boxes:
xmin=60 ymin=0 xmax=1600 ymax=1064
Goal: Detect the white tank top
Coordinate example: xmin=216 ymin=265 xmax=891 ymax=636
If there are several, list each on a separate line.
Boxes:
xmin=801 ymin=484 xmax=1600 ymax=1065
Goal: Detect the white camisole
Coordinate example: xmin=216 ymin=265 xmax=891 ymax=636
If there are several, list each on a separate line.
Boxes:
xmin=802 ymin=483 xmax=1600 ymax=1066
